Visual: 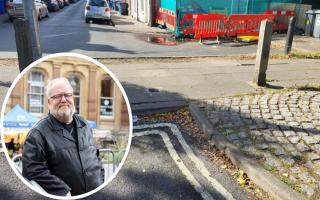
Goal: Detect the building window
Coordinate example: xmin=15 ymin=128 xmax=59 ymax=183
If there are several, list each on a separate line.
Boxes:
xmin=67 ymin=75 xmax=80 ymax=114
xmin=27 ymin=71 xmax=44 ymax=114
xmin=100 ymin=79 xmax=114 ymax=117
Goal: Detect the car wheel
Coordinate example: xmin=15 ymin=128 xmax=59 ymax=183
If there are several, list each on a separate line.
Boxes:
xmin=85 ymin=18 xmax=89 ymax=23
xmin=45 ymin=9 xmax=49 ymax=17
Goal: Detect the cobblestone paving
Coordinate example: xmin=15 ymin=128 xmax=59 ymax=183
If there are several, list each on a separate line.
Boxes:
xmin=197 ymin=91 xmax=320 ymax=199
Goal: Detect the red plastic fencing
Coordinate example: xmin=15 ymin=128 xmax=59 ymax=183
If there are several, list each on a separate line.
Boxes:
xmin=193 ymin=14 xmax=227 ymax=39
xmin=265 ymin=10 xmax=296 ymax=32
xmin=155 ymin=8 xmax=176 ymax=30
xmin=180 ymin=13 xmax=196 ymax=35
xmin=180 ymin=13 xmax=274 ymax=39
xmin=227 ymin=14 xmax=274 ymax=36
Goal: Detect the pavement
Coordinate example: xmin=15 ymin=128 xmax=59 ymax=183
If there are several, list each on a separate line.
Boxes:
xmin=104 ymin=58 xmax=320 ymax=113
xmin=271 ymin=35 xmax=320 ymax=53
xmin=0 ymin=14 xmax=8 ymax=25
xmin=2 ymin=57 xmax=319 ymax=113
xmin=191 ymin=90 xmax=320 ymax=200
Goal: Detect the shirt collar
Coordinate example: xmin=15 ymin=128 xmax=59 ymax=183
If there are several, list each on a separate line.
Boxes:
xmin=49 ymin=113 xmax=85 ymax=131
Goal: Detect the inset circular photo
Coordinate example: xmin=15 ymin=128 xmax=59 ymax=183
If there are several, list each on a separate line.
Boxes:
xmin=0 ymin=53 xmax=132 ymax=199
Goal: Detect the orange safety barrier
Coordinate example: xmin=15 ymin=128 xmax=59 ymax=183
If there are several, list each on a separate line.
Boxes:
xmin=265 ymin=10 xmax=295 ymax=31
xmin=180 ymin=13 xmax=274 ymax=39
xmin=227 ymin=14 xmax=274 ymax=37
xmin=193 ymin=14 xmax=227 ymax=39
xmin=181 ymin=13 xmax=227 ymax=38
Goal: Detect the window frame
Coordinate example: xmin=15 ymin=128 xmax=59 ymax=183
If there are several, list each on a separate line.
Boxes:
xmin=67 ymin=75 xmax=81 ymax=115
xmin=27 ymin=71 xmax=45 ymax=116
xmin=99 ymin=78 xmax=115 ymax=120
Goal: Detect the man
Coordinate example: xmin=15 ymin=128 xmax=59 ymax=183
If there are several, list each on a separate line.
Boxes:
xmin=22 ymin=77 xmax=104 ymax=196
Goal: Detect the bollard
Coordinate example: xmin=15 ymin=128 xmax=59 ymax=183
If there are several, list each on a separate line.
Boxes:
xmin=284 ymin=16 xmax=296 ymax=55
xmin=253 ymin=20 xmax=273 ymax=87
xmin=13 ymin=19 xmax=34 ymax=72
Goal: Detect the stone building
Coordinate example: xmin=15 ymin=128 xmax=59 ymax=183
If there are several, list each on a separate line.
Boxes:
xmin=6 ymin=56 xmax=130 ymax=134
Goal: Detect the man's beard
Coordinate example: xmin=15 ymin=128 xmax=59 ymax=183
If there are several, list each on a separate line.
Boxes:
xmin=51 ymin=104 xmax=75 ymax=124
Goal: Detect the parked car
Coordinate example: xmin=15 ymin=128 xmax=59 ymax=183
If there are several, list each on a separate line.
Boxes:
xmin=63 ymin=0 xmax=70 ymax=6
xmin=56 ymin=0 xmax=64 ymax=9
xmin=6 ymin=0 xmax=49 ymax=21
xmin=69 ymin=0 xmax=78 ymax=3
xmin=84 ymin=0 xmax=111 ymax=24
xmin=43 ymin=0 xmax=60 ymax=12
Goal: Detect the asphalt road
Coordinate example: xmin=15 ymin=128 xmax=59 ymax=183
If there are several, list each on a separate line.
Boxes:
xmin=0 ymin=0 xmax=262 ymax=58
xmin=0 ymin=125 xmax=249 ymax=200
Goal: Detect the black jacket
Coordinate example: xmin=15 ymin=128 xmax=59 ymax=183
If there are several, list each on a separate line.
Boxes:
xmin=22 ymin=114 xmax=104 ymax=196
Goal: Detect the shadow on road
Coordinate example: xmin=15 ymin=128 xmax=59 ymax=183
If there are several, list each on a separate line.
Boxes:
xmin=41 ymin=24 xmax=136 ymax=55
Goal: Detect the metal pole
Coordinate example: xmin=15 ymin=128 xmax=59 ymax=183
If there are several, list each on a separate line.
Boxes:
xmin=176 ymin=0 xmax=181 ymax=37
xmin=267 ymin=0 xmax=271 ymax=9
xmin=246 ymin=0 xmax=249 ymax=14
xmin=23 ymin=0 xmax=42 ymax=61
xmin=237 ymin=0 xmax=240 ymax=14
xmin=231 ymin=0 xmax=233 ymax=15
xmin=284 ymin=16 xmax=296 ymax=55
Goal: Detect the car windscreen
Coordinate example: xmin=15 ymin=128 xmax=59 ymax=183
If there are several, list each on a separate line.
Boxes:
xmin=88 ymin=0 xmax=108 ymax=7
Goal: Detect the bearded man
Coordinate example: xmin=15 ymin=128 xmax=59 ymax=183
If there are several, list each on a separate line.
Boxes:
xmin=22 ymin=77 xmax=104 ymax=197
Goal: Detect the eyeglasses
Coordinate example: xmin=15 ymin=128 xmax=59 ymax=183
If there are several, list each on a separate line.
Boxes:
xmin=50 ymin=93 xmax=73 ymax=101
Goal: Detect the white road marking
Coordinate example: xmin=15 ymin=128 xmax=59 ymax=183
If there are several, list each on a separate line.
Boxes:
xmin=42 ymin=33 xmax=75 ymax=38
xmin=134 ymin=130 xmax=214 ymax=200
xmin=134 ymin=123 xmax=235 ymax=200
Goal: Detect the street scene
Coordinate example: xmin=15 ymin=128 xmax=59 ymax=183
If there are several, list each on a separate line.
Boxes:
xmin=0 ymin=0 xmax=320 ymax=199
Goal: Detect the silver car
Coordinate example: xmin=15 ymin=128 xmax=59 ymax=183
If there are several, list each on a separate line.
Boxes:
xmin=84 ymin=0 xmax=111 ymax=24
xmin=6 ymin=0 xmax=49 ymax=21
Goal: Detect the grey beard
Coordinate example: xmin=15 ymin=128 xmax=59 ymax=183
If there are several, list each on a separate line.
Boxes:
xmin=51 ymin=106 xmax=75 ymax=124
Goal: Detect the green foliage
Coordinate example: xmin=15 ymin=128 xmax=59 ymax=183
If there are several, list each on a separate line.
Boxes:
xmin=280 ymin=176 xmax=298 ymax=190
xmin=263 ymin=163 xmax=278 ymax=172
